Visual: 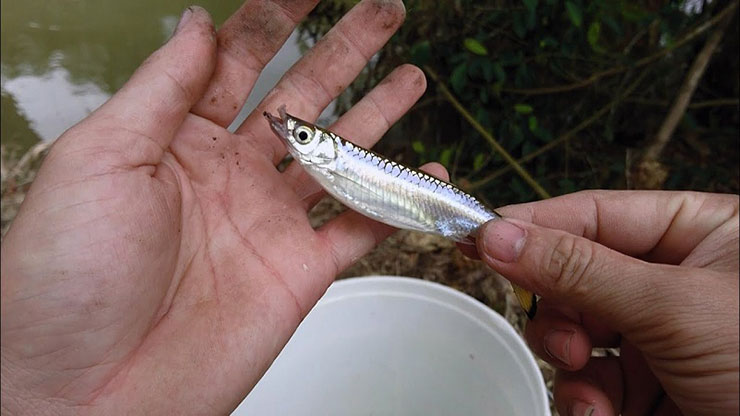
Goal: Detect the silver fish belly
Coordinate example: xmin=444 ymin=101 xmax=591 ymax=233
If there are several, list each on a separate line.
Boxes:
xmin=318 ymin=138 xmax=498 ymax=241
xmin=264 ymin=105 xmax=499 ymax=241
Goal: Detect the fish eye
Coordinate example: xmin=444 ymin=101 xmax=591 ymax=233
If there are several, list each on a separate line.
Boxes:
xmin=295 ymin=126 xmax=312 ymax=144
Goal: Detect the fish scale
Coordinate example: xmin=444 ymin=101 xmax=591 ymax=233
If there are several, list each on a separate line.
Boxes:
xmin=264 ymin=105 xmax=537 ymax=319
xmin=330 ymin=134 xmax=494 ymax=239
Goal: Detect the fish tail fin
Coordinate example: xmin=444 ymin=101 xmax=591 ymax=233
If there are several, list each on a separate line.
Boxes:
xmin=512 ymin=284 xmax=537 ymax=319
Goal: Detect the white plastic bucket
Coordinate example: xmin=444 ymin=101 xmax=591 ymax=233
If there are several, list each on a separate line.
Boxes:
xmin=232 ymin=276 xmax=550 ymax=415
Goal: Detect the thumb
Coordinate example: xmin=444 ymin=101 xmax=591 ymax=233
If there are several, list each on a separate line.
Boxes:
xmin=78 ymin=6 xmax=217 ymax=156
xmin=477 ymin=218 xmax=675 ymax=333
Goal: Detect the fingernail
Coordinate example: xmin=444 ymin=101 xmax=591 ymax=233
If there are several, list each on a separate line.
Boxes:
xmin=481 ymin=220 xmax=525 ymax=263
xmin=544 ymin=329 xmax=574 ymax=367
xmin=175 ymin=6 xmax=194 ymax=34
xmin=570 ymin=400 xmax=597 ymax=416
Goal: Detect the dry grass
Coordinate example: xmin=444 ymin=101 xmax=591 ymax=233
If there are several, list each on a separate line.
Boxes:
xmin=1 ymin=142 xmax=51 ymax=239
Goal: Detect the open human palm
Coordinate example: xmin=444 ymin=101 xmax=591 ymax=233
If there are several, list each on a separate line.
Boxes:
xmin=1 ymin=1 xmax=441 ymax=414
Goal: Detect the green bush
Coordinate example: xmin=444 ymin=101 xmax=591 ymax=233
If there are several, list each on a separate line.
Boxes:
xmin=299 ymin=0 xmax=739 ymax=205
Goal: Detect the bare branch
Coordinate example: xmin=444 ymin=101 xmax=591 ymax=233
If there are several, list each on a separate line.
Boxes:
xmin=424 ymin=66 xmax=552 ymax=200
xmin=635 ymin=0 xmax=737 ymax=189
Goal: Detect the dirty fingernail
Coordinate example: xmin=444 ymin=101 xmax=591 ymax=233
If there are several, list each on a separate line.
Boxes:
xmin=544 ymin=329 xmax=574 ymax=367
xmin=570 ymin=400 xmax=596 ymax=416
xmin=481 ymin=220 xmax=525 ymax=263
xmin=175 ymin=6 xmax=194 ymax=34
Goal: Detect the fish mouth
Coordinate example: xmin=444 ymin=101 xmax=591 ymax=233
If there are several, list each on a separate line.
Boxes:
xmin=263 ymin=105 xmax=289 ymax=139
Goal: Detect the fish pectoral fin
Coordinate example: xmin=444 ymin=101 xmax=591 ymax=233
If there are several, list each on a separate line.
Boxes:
xmin=332 ymin=171 xmax=385 ymax=199
xmin=330 ymin=171 xmax=389 ymax=218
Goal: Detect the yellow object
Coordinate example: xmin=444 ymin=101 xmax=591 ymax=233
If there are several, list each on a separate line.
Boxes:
xmin=512 ymin=284 xmax=537 ymax=319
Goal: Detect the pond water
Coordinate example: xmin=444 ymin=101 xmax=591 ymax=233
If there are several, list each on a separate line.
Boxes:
xmin=1 ymin=0 xmax=330 ymax=152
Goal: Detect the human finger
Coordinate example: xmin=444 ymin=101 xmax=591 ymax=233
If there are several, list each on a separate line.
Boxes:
xmin=476 ymin=217 xmax=696 ymax=335
xmin=455 ymin=242 xmax=480 ymax=259
xmin=495 ymin=190 xmax=738 ymax=265
xmin=315 ymin=163 xmax=448 ymax=278
xmin=553 ymin=357 xmax=624 ymax=416
xmin=283 ymin=64 xmax=427 ymax=210
xmin=524 ymin=300 xmax=620 ymax=367
xmin=524 ymin=302 xmax=592 ymax=371
xmin=236 ymin=0 xmax=406 ymax=163
xmin=191 ymin=0 xmax=318 ymax=126
xmin=75 ymin=7 xmax=217 ymax=166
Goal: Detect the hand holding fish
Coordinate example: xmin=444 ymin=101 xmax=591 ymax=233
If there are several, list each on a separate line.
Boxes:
xmin=476 ymin=191 xmax=739 ymax=416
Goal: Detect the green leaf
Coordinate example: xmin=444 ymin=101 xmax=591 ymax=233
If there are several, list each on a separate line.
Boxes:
xmin=481 ymin=60 xmax=494 ymax=82
xmin=587 ymin=21 xmax=601 ymax=48
xmin=473 ymin=153 xmax=486 ymax=171
xmin=514 ymin=103 xmax=534 ymax=114
xmin=539 ymin=36 xmax=558 ymax=49
xmin=512 ymin=12 xmax=527 ymax=38
xmin=533 ymin=126 xmax=553 ymax=142
xmin=509 ymin=124 xmax=525 ymax=147
xmin=528 ymin=115 xmax=538 ymax=132
xmin=450 ymin=63 xmax=468 ymax=94
xmin=412 ymin=140 xmax=425 ymax=154
xmin=468 ymin=58 xmax=483 ymax=78
xmin=565 ymin=1 xmax=583 ymax=27
xmin=526 ymin=7 xmax=537 ymax=30
xmin=475 ymin=107 xmax=490 ymax=127
xmin=523 ymin=0 xmax=538 ymax=11
xmin=479 ymin=87 xmax=489 ymax=104
xmin=601 ymin=14 xmax=622 ymax=35
xmin=439 ymin=148 xmax=453 ymax=167
xmin=410 ymin=40 xmax=431 ymax=66
xmin=463 ymin=38 xmax=488 ymax=56
xmin=492 ymin=62 xmax=506 ymax=82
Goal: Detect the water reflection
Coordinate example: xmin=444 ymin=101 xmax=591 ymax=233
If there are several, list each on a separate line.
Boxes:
xmin=3 ymin=67 xmax=109 ymax=141
xmin=1 ymin=1 xmax=329 ymax=152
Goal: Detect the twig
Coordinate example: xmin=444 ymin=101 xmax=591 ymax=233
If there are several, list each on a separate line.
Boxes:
xmin=641 ymin=2 xmax=736 ymax=164
xmin=688 ymin=98 xmax=740 ymax=109
xmin=450 ymin=138 xmax=465 ymax=181
xmin=501 ymin=2 xmax=738 ymax=96
xmin=469 ymin=71 xmax=650 ymax=191
xmin=424 ymin=66 xmax=552 ymax=199
xmin=626 ymin=97 xmax=740 ymax=108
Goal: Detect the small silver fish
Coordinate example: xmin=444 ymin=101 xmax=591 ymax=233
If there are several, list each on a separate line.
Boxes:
xmin=264 ymin=105 xmax=536 ymax=318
